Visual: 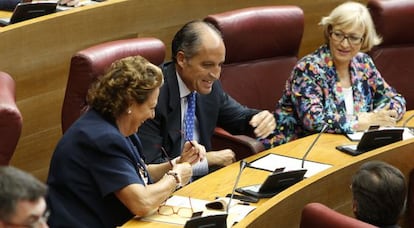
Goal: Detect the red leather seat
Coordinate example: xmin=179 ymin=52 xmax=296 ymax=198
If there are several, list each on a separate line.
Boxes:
xmin=61 ymin=38 xmax=166 ymax=133
xmin=300 ymin=202 xmax=376 ymax=228
xmin=368 ymin=0 xmax=414 ymax=110
xmin=0 ymin=71 xmax=23 ymax=165
xmin=204 ymin=6 xmax=304 ymax=160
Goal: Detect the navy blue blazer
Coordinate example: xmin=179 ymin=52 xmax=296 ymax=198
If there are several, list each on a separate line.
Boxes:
xmin=138 ymin=62 xmax=259 ymax=163
xmin=47 ymin=109 xmax=148 ymax=227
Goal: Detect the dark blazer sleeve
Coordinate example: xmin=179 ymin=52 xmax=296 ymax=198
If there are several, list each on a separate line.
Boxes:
xmin=0 ymin=0 xmax=20 ymax=11
xmin=213 ymin=80 xmax=259 ymax=135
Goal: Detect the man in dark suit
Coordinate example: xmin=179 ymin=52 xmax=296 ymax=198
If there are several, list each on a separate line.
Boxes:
xmin=138 ymin=20 xmax=276 ymax=178
xmin=0 ymin=0 xmax=20 ymax=11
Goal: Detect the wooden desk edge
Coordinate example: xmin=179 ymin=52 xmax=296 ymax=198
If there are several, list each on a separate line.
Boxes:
xmin=235 ymin=138 xmax=414 ymax=227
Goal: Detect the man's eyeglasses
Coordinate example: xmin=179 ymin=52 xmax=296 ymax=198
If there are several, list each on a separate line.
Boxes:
xmin=330 ymin=31 xmax=364 ymax=45
xmin=3 ymin=209 xmax=50 ymax=228
xmin=158 ymin=196 xmax=197 ymax=218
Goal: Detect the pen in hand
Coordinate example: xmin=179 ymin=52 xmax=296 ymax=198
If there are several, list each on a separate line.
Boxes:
xmin=187 ymin=139 xmax=196 ymax=147
xmin=161 ymin=147 xmax=173 ymax=169
xmin=185 ymin=139 xmax=204 ymax=162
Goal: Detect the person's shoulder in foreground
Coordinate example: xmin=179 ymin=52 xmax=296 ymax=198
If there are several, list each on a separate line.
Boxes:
xmin=351 ymin=160 xmax=406 ymax=227
xmin=0 ymin=166 xmax=49 ymax=228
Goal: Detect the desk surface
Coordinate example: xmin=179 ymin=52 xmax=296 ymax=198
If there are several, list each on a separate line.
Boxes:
xmin=123 ymin=111 xmax=414 ymax=227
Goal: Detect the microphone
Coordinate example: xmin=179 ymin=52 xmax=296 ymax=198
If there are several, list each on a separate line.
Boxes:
xmin=402 ymin=113 xmax=414 ymax=129
xmin=301 ymin=124 xmax=328 ymax=168
xmin=227 ymin=160 xmax=248 ymax=214
xmin=184 ymin=160 xmax=248 ymax=228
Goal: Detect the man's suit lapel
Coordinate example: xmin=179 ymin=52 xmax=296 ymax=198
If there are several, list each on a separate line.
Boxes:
xmin=163 ymin=63 xmax=184 ymax=156
xmin=195 ymin=93 xmax=209 ymax=146
xmin=163 ymin=63 xmax=181 ymax=112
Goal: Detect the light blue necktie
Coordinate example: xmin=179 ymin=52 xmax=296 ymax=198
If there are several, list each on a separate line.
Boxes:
xmin=185 ymin=92 xmax=196 ymax=140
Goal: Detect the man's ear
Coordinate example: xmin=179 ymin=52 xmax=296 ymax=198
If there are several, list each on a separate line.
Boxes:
xmin=352 ymin=199 xmax=358 ymax=215
xmin=176 ymin=51 xmax=186 ymax=68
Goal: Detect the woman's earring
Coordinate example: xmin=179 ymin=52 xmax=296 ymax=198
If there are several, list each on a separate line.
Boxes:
xmin=127 ymin=109 xmax=132 ymax=114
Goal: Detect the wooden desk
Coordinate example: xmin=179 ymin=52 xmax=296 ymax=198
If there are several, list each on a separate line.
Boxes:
xmin=0 ymin=11 xmax=11 ymax=18
xmin=123 ymin=111 xmax=414 ymax=227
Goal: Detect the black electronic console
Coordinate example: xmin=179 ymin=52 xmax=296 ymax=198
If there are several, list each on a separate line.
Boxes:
xmin=336 ymin=128 xmax=403 ymax=156
xmin=235 ymin=169 xmax=307 ymax=198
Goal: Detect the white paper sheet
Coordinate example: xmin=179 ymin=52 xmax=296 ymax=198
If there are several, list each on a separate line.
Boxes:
xmin=248 ymin=153 xmax=332 ymax=178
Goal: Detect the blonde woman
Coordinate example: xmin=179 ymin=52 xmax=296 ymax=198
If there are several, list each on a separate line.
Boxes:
xmin=263 ymin=1 xmax=406 ymax=148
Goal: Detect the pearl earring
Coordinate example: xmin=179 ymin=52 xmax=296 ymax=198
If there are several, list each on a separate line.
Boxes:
xmin=127 ymin=110 xmax=132 ymax=114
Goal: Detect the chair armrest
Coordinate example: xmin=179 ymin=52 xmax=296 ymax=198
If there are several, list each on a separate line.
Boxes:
xmin=0 ymin=72 xmax=22 ymax=165
xmin=211 ymin=127 xmax=265 ymax=161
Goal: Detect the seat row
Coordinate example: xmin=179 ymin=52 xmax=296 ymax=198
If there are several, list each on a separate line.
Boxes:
xmin=2 ymin=0 xmax=413 ymax=166
xmin=61 ymin=0 xmax=414 ymax=161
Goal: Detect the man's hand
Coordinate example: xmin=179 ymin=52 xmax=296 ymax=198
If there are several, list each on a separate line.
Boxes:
xmin=178 ymin=141 xmax=206 ymax=165
xmin=250 ymin=110 xmax=276 ymax=138
xmin=206 ymin=149 xmax=235 ymax=167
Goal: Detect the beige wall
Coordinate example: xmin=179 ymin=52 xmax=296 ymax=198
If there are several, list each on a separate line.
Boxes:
xmin=0 ymin=0 xmax=367 ymax=181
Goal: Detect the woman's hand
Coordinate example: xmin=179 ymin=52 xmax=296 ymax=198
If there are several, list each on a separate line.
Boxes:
xmin=177 ymin=141 xmax=206 ymax=165
xmin=356 ymin=105 xmax=397 ymax=131
xmin=172 ymin=162 xmax=192 ymax=186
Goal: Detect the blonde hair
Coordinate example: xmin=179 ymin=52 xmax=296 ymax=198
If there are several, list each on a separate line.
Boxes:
xmin=320 ymin=1 xmax=382 ymax=52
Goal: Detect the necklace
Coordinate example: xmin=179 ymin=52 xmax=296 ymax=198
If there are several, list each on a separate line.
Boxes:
xmin=126 ymin=137 xmax=149 ymax=185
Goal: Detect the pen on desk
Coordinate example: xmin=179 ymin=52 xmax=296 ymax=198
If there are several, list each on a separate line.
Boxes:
xmin=274 ymin=167 xmax=286 ymax=173
xmin=160 ymin=147 xmax=173 ymax=168
xmin=238 ymin=202 xmax=250 ymax=206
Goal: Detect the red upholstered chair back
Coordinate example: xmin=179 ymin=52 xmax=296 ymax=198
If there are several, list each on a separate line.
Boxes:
xmin=300 ymin=202 xmax=376 ymax=228
xmin=0 ymin=71 xmax=22 ymax=165
xmin=368 ymin=0 xmax=414 ymax=110
xmin=204 ymin=6 xmax=304 ymax=160
xmin=204 ymin=5 xmax=304 ymax=111
xmin=61 ymin=38 xmax=166 ymax=133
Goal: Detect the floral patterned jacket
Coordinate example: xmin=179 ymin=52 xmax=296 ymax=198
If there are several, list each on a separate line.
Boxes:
xmin=262 ymin=44 xmax=406 ymax=148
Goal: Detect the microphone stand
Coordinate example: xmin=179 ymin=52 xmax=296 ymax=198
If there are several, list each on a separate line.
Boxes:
xmin=301 ymin=124 xmax=328 ymax=168
xmin=184 ymin=160 xmax=248 ymax=228
xmin=227 ymin=160 xmax=248 ymax=214
xmin=403 ymin=113 xmax=414 ymax=129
